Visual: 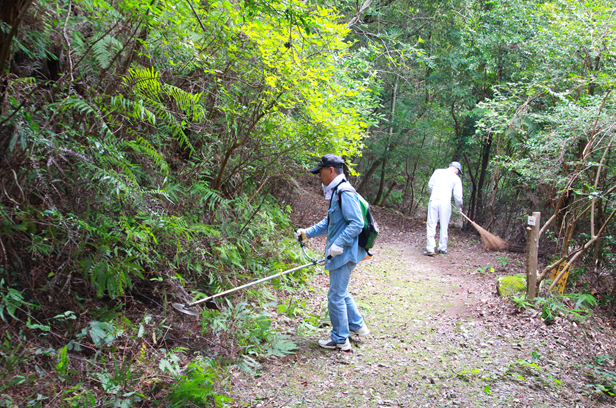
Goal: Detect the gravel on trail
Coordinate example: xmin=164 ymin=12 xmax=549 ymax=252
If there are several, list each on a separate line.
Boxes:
xmin=228 ymin=179 xmax=616 ymax=408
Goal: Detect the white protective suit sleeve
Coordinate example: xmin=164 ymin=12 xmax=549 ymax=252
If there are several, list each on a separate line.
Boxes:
xmin=428 ymin=172 xmax=435 ymax=193
xmin=453 ymin=177 xmax=463 ymax=208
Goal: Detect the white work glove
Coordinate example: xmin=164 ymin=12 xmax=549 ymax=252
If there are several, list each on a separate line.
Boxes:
xmin=328 ymin=243 xmax=344 ymax=257
xmin=456 ymin=204 xmax=463 ymax=213
xmin=294 ymin=228 xmax=307 ymax=242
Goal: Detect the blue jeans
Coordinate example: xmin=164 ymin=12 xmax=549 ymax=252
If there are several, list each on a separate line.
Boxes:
xmin=328 ymin=262 xmax=364 ymax=343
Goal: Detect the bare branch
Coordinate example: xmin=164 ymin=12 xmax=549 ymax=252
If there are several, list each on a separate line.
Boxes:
xmin=347 ymin=0 xmax=374 ymax=28
xmin=548 ymin=207 xmax=616 ymax=290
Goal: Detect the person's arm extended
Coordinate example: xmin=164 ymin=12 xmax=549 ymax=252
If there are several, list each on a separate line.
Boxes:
xmin=453 ymin=177 xmax=463 ymax=207
xmin=333 ymin=192 xmax=364 ymax=247
xmin=306 ymin=216 xmax=328 ymax=238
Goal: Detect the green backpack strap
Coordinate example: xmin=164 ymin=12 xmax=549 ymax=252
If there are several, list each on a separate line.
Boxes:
xmin=334 ymin=182 xmax=356 ymax=207
xmin=333 ymin=183 xmax=379 ymax=251
xmin=327 ymin=179 xmax=352 ymax=224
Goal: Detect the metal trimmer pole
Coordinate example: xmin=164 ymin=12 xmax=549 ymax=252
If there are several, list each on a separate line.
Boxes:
xmin=183 ymin=261 xmax=318 ymax=309
xmin=172 ymin=237 xmax=327 ymax=315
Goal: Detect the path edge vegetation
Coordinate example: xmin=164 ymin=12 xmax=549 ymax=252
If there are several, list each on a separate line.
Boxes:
xmin=0 ymin=0 xmax=378 ymax=405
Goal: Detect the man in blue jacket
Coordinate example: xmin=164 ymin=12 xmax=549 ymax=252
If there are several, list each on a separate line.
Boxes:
xmin=295 ymin=154 xmax=370 ymax=351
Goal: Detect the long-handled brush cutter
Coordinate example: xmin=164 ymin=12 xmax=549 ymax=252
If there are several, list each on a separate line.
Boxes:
xmin=172 ymin=237 xmax=329 ymax=316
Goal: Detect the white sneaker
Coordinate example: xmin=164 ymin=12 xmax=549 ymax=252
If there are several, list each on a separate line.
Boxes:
xmin=318 ymin=338 xmax=352 ymax=351
xmin=353 ymin=324 xmax=370 ymax=337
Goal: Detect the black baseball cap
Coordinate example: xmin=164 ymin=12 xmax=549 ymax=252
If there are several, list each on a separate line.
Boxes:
xmin=309 ymin=154 xmax=345 ymax=174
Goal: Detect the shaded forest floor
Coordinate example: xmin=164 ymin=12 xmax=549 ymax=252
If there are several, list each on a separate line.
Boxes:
xmin=227 ymin=178 xmax=616 ymax=407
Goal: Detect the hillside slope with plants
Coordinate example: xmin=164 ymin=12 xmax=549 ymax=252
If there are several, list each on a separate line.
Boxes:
xmin=0 ymin=0 xmax=378 ymax=405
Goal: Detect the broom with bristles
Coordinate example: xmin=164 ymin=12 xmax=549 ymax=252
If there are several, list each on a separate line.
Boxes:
xmin=459 ymin=211 xmax=508 ymax=251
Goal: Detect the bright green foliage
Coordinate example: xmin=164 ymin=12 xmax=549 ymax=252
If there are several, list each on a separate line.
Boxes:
xmin=0 ymin=279 xmax=28 ymax=322
xmin=0 ymin=0 xmax=377 ymax=307
xmin=512 ymin=295 xmax=534 ymax=310
xmin=533 ymin=292 xmax=597 ymax=324
xmin=168 ymin=359 xmax=233 ymax=407
xmin=56 ymin=345 xmax=70 ymax=378
xmin=564 ymin=293 xmax=598 ymax=311
xmin=159 ymin=350 xmax=183 ymax=377
xmin=219 ymin=0 xmax=373 ymax=155
xmin=78 ymin=321 xmax=124 ymax=348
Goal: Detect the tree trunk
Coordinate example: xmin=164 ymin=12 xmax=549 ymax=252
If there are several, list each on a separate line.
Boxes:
xmin=463 ymin=153 xmax=477 ymax=229
xmin=485 ymin=171 xmax=500 ymax=231
xmin=0 ymin=0 xmax=33 ymax=75
xmin=592 ymin=199 xmax=604 ymax=273
xmin=475 ymin=135 xmax=493 ymax=223
xmin=357 ymin=157 xmax=383 ymax=194
xmin=399 ymin=131 xmax=428 ymax=213
xmin=380 ymin=180 xmax=397 ymax=206
xmin=373 ymin=76 xmax=398 ymax=205
xmin=399 ymin=161 xmax=412 ymax=212
xmin=0 ymin=0 xmax=34 ymax=102
xmin=373 ymin=157 xmax=387 ymax=205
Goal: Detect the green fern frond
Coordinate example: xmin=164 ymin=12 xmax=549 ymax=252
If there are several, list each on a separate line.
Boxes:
xmin=92 ymin=34 xmax=123 ymax=69
xmin=266 ymin=335 xmax=298 ymax=357
xmin=63 ymin=97 xmax=115 ymax=139
xmin=190 ymin=182 xmax=230 ymax=211
xmin=124 ymin=67 xmax=162 ymax=100
xmin=118 ymin=162 xmax=138 ymax=184
xmin=62 ymin=97 xmax=97 ymax=116
xmin=163 ymin=84 xmax=205 ymax=121
xmin=123 ymin=133 xmax=169 ymax=175
xmin=87 ymin=163 xmax=139 ymax=199
xmin=148 ymin=189 xmax=172 ymax=201
xmin=189 ymin=223 xmax=220 ymax=237
xmin=174 ymin=128 xmax=194 ymax=152
xmin=91 ymin=139 xmax=139 ymax=185
xmin=133 ymin=99 xmax=157 ymax=125
xmin=120 ymin=69 xmax=198 ymax=154
xmin=110 ymin=96 xmax=157 ymax=125
xmin=149 ymin=100 xmax=195 ymax=153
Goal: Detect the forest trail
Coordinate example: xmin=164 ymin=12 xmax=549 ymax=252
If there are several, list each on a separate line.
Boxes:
xmin=227 ymin=222 xmax=616 ymax=408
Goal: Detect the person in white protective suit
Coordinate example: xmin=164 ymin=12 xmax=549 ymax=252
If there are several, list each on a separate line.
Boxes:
xmin=423 ymin=162 xmax=463 ymax=256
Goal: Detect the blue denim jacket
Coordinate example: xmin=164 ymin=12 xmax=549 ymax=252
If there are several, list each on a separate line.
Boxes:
xmin=305 ymin=181 xmax=367 ymax=270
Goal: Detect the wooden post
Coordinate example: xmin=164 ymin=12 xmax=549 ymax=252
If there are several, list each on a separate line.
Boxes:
xmin=526 ymin=212 xmax=540 ymax=300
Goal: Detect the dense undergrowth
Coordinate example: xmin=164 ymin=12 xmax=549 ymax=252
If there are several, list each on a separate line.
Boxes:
xmin=0 ymin=0 xmax=378 ymax=405
xmin=0 ymin=186 xmax=323 ymax=405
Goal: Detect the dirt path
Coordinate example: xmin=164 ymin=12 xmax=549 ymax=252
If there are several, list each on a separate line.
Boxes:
xmin=227 ymin=221 xmax=616 ymax=408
